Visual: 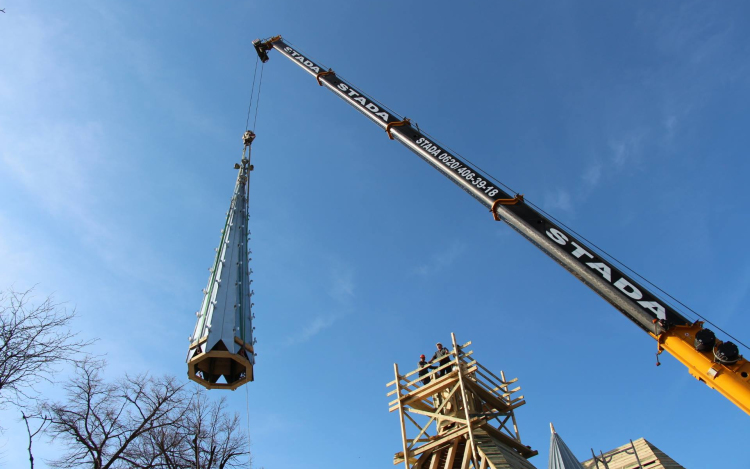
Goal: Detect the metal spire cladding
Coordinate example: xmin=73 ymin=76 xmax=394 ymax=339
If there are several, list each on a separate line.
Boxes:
xmin=548 ymin=423 xmax=584 ymax=469
xmin=186 ymin=131 xmax=256 ymax=390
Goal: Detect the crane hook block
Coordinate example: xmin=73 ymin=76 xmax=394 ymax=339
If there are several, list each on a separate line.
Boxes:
xmin=385 ymin=118 xmax=411 ymax=140
xmin=243 ymin=130 xmax=256 ymax=147
xmin=316 ymin=69 xmax=336 ymax=86
xmin=491 ymin=194 xmax=524 ymax=221
xmin=252 ymin=35 xmax=282 ymax=63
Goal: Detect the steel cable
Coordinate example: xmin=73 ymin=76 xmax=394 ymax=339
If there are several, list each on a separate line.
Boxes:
xmin=252 ymin=62 xmax=265 ymax=132
xmin=411 ymin=128 xmax=749 ymax=351
xmin=245 ymin=55 xmax=260 ymax=131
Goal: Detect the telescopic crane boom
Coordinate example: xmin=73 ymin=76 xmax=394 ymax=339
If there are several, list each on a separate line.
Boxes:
xmin=253 ymin=35 xmax=750 ymax=415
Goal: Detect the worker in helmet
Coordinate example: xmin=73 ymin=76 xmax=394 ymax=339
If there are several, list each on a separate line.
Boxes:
xmin=418 ymin=354 xmax=435 ymax=386
xmin=431 ymin=342 xmax=451 ymax=377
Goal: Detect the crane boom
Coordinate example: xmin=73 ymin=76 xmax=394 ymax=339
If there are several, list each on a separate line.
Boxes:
xmin=253 ymin=35 xmax=750 ymax=415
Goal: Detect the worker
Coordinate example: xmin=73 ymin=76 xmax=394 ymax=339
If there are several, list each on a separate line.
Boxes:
xmin=431 ymin=342 xmax=451 ymax=377
xmin=418 ymin=354 xmax=434 ymax=386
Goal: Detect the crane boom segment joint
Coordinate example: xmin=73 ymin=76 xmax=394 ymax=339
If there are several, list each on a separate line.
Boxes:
xmin=491 ymin=195 xmax=525 ymax=221
xmin=316 ymin=68 xmax=335 ymax=86
xmin=386 ymin=118 xmax=412 ymax=140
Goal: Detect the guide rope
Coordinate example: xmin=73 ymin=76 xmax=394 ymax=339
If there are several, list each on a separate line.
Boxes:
xmin=245 ymin=382 xmax=252 ymax=467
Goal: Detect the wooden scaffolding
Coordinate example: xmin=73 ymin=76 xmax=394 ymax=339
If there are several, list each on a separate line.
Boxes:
xmin=387 ymin=333 xmax=538 ymax=469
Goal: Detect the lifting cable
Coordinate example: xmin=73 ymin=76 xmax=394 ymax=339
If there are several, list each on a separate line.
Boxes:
xmin=252 ymin=63 xmax=265 ymax=132
xmin=417 ymin=128 xmax=749 ymax=352
xmin=243 ymin=52 xmax=267 ymax=133
xmin=244 ymin=54 xmax=260 ymax=132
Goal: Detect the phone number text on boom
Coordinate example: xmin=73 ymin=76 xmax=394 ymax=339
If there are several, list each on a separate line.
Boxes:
xmin=415 ymin=137 xmax=499 ymax=197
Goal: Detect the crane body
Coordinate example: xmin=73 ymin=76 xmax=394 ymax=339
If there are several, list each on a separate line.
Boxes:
xmin=253 ymin=36 xmax=750 ymax=415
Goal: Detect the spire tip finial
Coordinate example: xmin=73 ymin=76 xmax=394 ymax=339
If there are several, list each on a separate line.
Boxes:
xmin=550 ymin=422 xmax=556 ymax=434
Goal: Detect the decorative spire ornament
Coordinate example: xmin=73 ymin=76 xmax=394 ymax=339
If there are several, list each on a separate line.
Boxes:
xmin=187 ymin=131 xmax=257 ymax=390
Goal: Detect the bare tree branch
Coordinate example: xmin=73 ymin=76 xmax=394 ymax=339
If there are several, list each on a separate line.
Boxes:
xmin=40 ymin=358 xmax=188 ymax=469
xmin=38 ymin=356 xmax=250 ymax=469
xmin=182 ymin=391 xmax=249 ymax=469
xmin=0 ymin=287 xmax=94 ymax=407
xmin=22 ymin=411 xmax=50 ymax=469
xmin=126 ymin=389 xmax=250 ymax=469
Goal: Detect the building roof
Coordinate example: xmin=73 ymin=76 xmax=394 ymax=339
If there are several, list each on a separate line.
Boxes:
xmin=581 ymin=437 xmax=684 ymax=469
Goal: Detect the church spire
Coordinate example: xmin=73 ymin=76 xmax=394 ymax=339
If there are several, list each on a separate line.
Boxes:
xmin=187 ymin=131 xmax=256 ymax=390
xmin=549 ymin=423 xmax=584 ymax=469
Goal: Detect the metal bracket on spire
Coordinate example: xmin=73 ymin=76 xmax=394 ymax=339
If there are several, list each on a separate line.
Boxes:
xmin=242 ymin=131 xmax=256 ymax=171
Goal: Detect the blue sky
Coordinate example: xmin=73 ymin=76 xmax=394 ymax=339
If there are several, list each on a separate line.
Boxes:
xmin=1 ymin=1 xmax=750 ymax=468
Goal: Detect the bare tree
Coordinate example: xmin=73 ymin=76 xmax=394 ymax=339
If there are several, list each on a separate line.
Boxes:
xmin=128 ymin=390 xmax=249 ymax=469
xmin=182 ymin=391 xmax=249 ymax=469
xmin=41 ymin=358 xmax=188 ymax=469
xmin=127 ymin=423 xmax=185 ymax=469
xmin=38 ymin=356 xmax=250 ymax=469
xmin=0 ymin=287 xmax=93 ymax=406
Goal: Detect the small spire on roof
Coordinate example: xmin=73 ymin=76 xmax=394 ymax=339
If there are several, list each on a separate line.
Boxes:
xmin=549 ymin=423 xmax=585 ymax=469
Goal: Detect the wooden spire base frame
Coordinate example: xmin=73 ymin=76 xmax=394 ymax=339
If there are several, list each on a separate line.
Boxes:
xmin=187 ymin=337 xmax=254 ymax=390
xmin=387 ymin=333 xmax=538 ymax=469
